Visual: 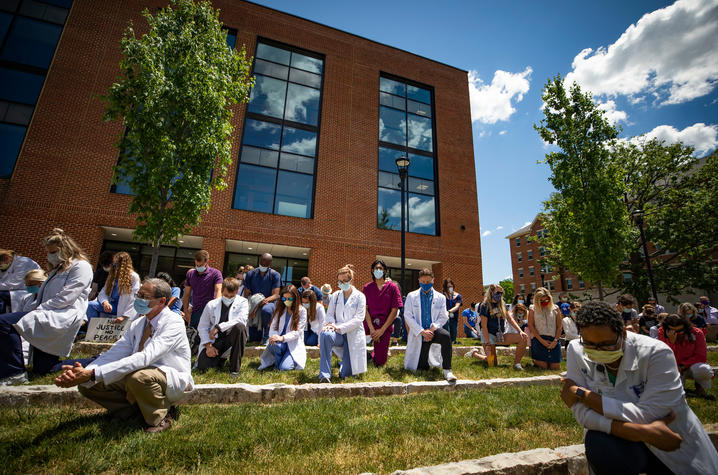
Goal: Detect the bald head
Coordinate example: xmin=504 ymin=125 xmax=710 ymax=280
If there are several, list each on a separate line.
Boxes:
xmin=259 ymin=253 xmax=273 ymax=268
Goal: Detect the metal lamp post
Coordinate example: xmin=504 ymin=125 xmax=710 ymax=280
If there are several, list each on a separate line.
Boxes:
xmin=396 ymin=155 xmax=410 ymax=297
xmin=631 ymin=209 xmax=658 ymax=302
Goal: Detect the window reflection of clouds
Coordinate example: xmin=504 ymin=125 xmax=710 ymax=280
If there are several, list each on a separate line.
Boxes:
xmin=408 ymin=114 xmax=433 ymax=152
xmin=256 ymin=43 xmax=290 ymax=65
xmin=379 ymin=107 xmax=406 ymax=145
xmin=380 ymin=77 xmax=406 ymax=96
xmin=281 ymin=127 xmax=316 ymax=157
xmin=408 ymin=194 xmax=436 ymax=234
xmin=285 ymin=83 xmax=319 ymax=125
xmin=248 ymin=75 xmax=286 ymax=119
xmin=290 ymin=53 xmax=323 ymax=74
xmin=377 ymin=188 xmax=402 ymax=230
xmin=243 ymin=119 xmax=281 ymax=150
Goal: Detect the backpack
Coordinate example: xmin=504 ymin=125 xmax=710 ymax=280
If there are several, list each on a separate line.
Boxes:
xmin=186 ymin=326 xmax=200 ymax=355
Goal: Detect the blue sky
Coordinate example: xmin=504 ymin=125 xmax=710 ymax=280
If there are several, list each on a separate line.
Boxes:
xmin=248 ymin=0 xmax=718 ymax=285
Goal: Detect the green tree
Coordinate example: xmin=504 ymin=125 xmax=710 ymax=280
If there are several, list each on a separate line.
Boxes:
xmin=499 ymin=278 xmax=514 ymax=304
xmin=377 ymin=208 xmax=394 ymax=230
xmin=617 ymin=143 xmax=718 ymax=303
xmin=535 ymin=76 xmax=634 ymax=300
xmin=102 ymin=0 xmax=253 ymax=275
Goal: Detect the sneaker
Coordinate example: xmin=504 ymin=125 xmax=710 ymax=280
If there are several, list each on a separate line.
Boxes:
xmin=443 ymin=370 xmax=457 ymax=382
xmin=229 ymin=372 xmax=240 ymax=379
xmin=318 ymin=376 xmax=331 ymax=384
xmin=513 ymin=363 xmax=524 ymax=371
xmin=464 ymin=349 xmax=475 ymax=358
xmin=145 ymin=414 xmax=172 ymax=433
xmin=0 ymin=372 xmax=28 ymax=386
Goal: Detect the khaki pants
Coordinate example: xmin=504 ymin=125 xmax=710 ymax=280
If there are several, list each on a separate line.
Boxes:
xmin=79 ymin=367 xmax=169 ymax=426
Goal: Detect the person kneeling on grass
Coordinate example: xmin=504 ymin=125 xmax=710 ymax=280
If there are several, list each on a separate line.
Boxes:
xmin=472 ymin=284 xmax=528 ymax=370
xmin=196 ymin=277 xmax=248 ymax=377
xmin=259 ymin=285 xmax=307 ymax=371
xmin=54 ymin=278 xmax=194 ymax=434
xmin=402 ymin=268 xmax=456 ymax=382
xmin=561 ymin=301 xmax=718 ymax=475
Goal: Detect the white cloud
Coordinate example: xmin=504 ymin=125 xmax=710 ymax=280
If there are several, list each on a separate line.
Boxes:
xmin=499 ymin=130 xmax=507 ymax=135
xmin=596 ymin=100 xmax=628 ymax=124
xmin=469 ymin=67 xmax=533 ymax=124
xmin=496 ymin=225 xmax=504 ymax=230
xmin=481 ymin=230 xmax=492 ymax=237
xmin=565 ymin=0 xmax=718 ymax=106
xmin=629 ymin=122 xmax=718 ymax=156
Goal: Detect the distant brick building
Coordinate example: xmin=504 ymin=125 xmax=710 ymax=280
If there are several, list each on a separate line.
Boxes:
xmin=0 ymin=0 xmax=483 ymax=318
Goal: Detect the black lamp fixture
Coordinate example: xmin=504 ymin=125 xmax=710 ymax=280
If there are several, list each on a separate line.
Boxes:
xmin=396 ymin=155 xmax=410 ymax=298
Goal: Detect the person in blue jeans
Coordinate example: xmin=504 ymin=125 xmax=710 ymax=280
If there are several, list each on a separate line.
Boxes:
xmin=442 ymin=278 xmax=462 ymax=343
xmin=462 ymin=303 xmax=479 ymax=339
xmin=243 ymin=253 xmax=282 ymax=344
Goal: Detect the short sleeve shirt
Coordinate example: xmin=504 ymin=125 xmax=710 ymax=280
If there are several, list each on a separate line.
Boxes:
xmin=186 ymin=267 xmax=223 ymax=311
xmin=462 ymin=308 xmax=477 ymax=328
xmin=300 ymin=284 xmax=323 ymax=302
xmin=245 ymin=268 xmax=282 ymax=297
xmin=479 ymin=303 xmax=505 ymax=335
xmin=445 ymin=292 xmax=462 ymax=319
xmin=363 ymin=280 xmax=403 ymax=320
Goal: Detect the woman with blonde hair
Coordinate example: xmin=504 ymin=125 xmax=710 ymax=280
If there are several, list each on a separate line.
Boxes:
xmin=0 ymin=229 xmax=93 ymax=383
xmin=318 ymin=264 xmax=367 ymax=382
xmin=86 ymin=251 xmax=140 ymax=325
xmin=528 ymin=286 xmax=563 ymax=369
xmin=0 ymin=248 xmax=40 ymax=314
xmin=475 ymin=283 xmax=528 ymax=370
xmin=259 ymin=285 xmax=307 ymax=371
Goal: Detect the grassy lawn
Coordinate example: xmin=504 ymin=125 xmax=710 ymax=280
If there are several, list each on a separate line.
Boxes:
xmin=2 ymin=381 xmax=717 ymax=474
xmin=26 ymin=351 xmax=563 ymax=386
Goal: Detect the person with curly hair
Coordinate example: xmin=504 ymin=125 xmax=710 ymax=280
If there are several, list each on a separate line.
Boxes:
xmin=561 ymin=301 xmax=718 ymax=474
xmin=85 ymin=252 xmax=140 ymax=326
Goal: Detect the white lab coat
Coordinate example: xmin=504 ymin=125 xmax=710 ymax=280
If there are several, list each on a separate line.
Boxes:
xmin=197 ymin=295 xmax=249 ymax=357
xmin=96 ymin=271 xmax=140 ymax=320
xmin=403 ymin=288 xmax=448 ymax=371
xmin=259 ymin=306 xmax=308 ymax=370
xmin=0 ymin=255 xmax=40 ymax=312
xmin=85 ymin=306 xmax=193 ymax=403
xmin=566 ymin=332 xmax=718 ymax=474
xmin=14 ymin=259 xmax=93 ymax=357
xmin=562 ymin=316 xmax=579 ymax=340
xmin=325 ymin=287 xmax=367 ymax=376
xmin=307 ymin=303 xmax=325 ymax=337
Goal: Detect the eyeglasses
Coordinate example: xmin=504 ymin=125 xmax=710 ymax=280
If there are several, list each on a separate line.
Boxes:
xmin=580 ymin=334 xmax=622 ymax=351
xmin=281 ymin=297 xmax=294 ymax=302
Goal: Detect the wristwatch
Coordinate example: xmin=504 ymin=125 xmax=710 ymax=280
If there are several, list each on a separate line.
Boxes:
xmin=575 ymin=387 xmax=586 ymax=399
xmin=90 ymin=369 xmax=96 ymax=382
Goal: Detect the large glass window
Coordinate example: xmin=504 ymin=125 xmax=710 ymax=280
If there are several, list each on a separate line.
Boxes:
xmin=0 ymin=0 xmax=72 ymax=178
xmin=233 ymin=40 xmax=323 ymax=219
xmin=101 ymin=241 xmax=199 ymax=286
xmin=377 ymin=75 xmax=438 ymax=235
xmin=223 ymin=252 xmax=308 ymax=288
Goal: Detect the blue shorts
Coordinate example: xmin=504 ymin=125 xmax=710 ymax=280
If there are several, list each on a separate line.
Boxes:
xmin=531 ymin=335 xmax=562 ymax=363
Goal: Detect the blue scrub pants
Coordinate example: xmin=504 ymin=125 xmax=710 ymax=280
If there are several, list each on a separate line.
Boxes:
xmin=304 ymin=329 xmax=319 ymax=346
xmin=0 ymin=311 xmax=59 ymax=377
xmin=260 ymin=302 xmax=276 ymax=344
xmin=319 ymin=331 xmax=352 ymax=380
xmin=269 ymin=342 xmax=295 ymax=370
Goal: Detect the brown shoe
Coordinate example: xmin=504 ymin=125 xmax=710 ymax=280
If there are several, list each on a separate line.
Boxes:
xmin=145 ymin=414 xmax=172 ymax=433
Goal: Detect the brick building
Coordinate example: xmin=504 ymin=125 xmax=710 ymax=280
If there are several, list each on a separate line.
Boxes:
xmin=505 ymin=215 xmax=588 ymax=298
xmin=0 ymin=1 xmax=483 ymax=310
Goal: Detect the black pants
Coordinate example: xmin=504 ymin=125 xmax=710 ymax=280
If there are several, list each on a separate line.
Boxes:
xmin=585 ymin=430 xmax=672 ymax=475
xmin=196 ymin=323 xmax=247 ymax=373
xmin=417 ymin=327 xmax=452 ymax=370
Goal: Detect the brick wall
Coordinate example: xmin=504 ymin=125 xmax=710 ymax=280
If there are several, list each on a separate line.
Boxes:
xmin=0 ymin=0 xmax=483 ymax=334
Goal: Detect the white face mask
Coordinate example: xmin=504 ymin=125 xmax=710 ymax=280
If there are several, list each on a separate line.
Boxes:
xmin=302 ymin=302 xmax=311 ymax=309
xmin=195 ymin=265 xmax=207 ymax=273
xmin=338 ymin=281 xmax=351 ymax=292
xmin=221 ymin=296 xmax=235 ymax=306
xmin=258 ymin=265 xmax=268 ymax=272
xmin=448 ymin=287 xmax=454 ymax=293
xmin=373 ymin=269 xmax=384 ymax=279
xmin=47 ymin=251 xmax=62 ymax=266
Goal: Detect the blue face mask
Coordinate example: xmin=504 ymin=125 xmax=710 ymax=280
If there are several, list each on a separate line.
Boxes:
xmin=493 ymin=293 xmax=503 ymax=303
xmin=195 ymin=265 xmax=207 ymax=273
xmin=420 ymin=283 xmax=433 ymax=292
xmin=133 ymin=297 xmax=152 ymax=315
xmin=26 ymin=285 xmax=40 ymax=294
xmin=686 ymin=313 xmax=694 ymax=319
xmin=373 ymin=269 xmax=384 ymax=279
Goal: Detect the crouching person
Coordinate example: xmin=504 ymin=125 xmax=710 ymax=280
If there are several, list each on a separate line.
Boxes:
xmin=403 ymin=268 xmax=456 ymax=382
xmin=196 ymin=277 xmax=248 ymax=377
xmin=561 ymin=301 xmax=718 ymax=474
xmin=54 ymin=278 xmax=194 ymax=434
xmin=258 ymin=285 xmax=307 ymax=371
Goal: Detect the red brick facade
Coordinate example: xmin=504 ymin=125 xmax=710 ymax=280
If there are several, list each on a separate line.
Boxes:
xmin=0 ymin=1 xmax=483 ymax=321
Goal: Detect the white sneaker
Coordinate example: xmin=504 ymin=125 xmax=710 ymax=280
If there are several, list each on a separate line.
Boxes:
xmin=464 ymin=349 xmax=475 ymax=358
xmin=513 ymin=363 xmax=524 ymax=371
xmin=0 ymin=372 xmax=28 ymax=386
xmin=443 ymin=370 xmax=457 ymax=382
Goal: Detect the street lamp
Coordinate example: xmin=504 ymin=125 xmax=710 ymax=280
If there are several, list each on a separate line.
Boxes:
xmin=396 ymin=155 xmax=410 ymax=297
xmin=631 ymin=209 xmax=658 ymax=302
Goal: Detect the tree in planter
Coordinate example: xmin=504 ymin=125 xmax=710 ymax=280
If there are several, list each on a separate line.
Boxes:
xmin=102 ymin=0 xmax=253 ymax=276
xmin=617 ymin=143 xmax=718 ymax=303
xmin=535 ymin=76 xmax=634 ymax=300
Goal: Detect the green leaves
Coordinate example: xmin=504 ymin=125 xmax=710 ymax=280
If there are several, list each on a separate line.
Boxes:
xmin=101 ymin=1 xmax=253 ymax=272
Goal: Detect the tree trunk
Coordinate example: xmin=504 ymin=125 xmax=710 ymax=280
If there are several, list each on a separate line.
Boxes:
xmin=598 ymin=280 xmax=604 ymax=301
xmin=148 ymin=235 xmax=161 ymax=277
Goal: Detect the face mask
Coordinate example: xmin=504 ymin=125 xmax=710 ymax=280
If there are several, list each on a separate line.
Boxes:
xmin=258 ymin=265 xmax=268 ymax=272
xmin=622 ymin=308 xmax=632 ymax=314
xmin=283 ymin=299 xmax=293 ymax=308
xmin=195 ymin=265 xmax=207 ymax=273
xmin=221 ymin=296 xmax=235 ymax=306
xmin=584 ymin=347 xmax=624 ymax=364
xmin=373 ymin=269 xmax=384 ymax=279
xmin=419 ymin=283 xmax=433 ymax=292
xmin=686 ymin=313 xmax=694 ymax=319
xmin=302 ymin=302 xmax=311 ymax=309
xmin=493 ymin=293 xmax=503 ymax=303
xmin=133 ymin=297 xmax=152 ymax=315
xmin=26 ymin=285 xmax=40 ymax=294
xmin=518 ymin=299 xmax=524 ymax=305
xmin=516 ymin=313 xmax=525 ymax=319
xmin=238 ymin=280 xmax=243 ymax=285
xmin=102 ymin=266 xmax=112 ymax=272
xmin=47 ymin=251 xmax=62 ymax=266
xmin=0 ymin=263 xmax=9 ymax=271
xmin=338 ymin=281 xmax=352 ymax=292
xmin=540 ymin=301 xmax=549 ymax=307
xmin=448 ymin=287 xmax=454 ymax=293
xmin=571 ymin=312 xmax=576 ymax=318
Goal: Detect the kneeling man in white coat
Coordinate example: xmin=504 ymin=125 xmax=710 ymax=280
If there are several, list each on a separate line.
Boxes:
xmin=196 ymin=277 xmax=248 ymax=376
xmin=55 ymin=278 xmax=193 ymax=434
xmin=403 ymin=268 xmax=456 ymax=382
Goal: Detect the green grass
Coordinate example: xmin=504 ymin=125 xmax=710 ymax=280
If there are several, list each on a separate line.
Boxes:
xmin=2 ymin=382 xmax=717 ymax=474
xmin=27 ymin=350 xmax=563 ymax=386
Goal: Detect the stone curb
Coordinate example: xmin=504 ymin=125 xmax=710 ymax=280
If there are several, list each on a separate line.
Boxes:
xmin=0 ymin=374 xmax=562 ymax=408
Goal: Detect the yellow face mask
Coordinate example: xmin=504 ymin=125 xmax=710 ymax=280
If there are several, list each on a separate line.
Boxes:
xmin=584 ymin=347 xmax=623 ymax=364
